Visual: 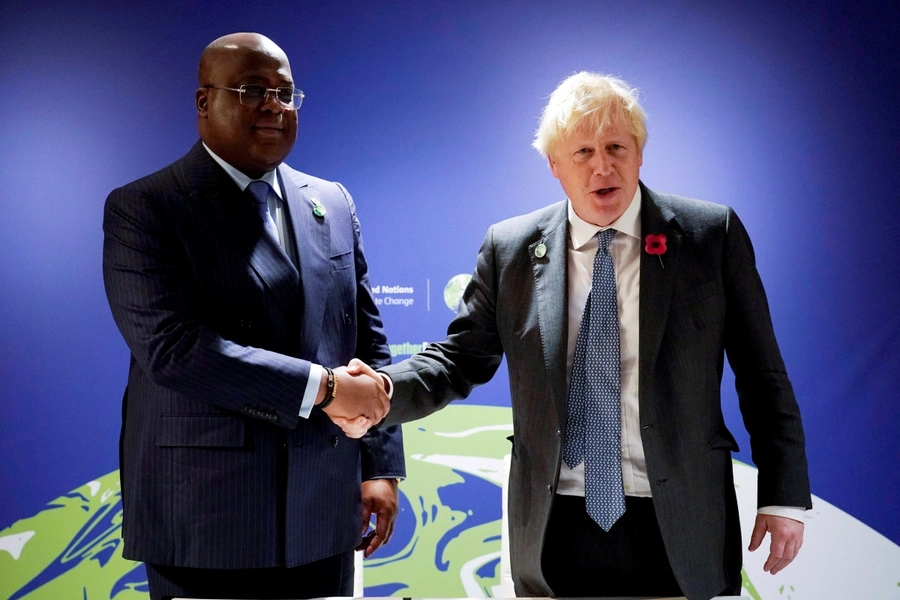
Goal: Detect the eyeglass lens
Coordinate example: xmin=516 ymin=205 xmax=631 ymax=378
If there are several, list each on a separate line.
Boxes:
xmin=241 ymin=85 xmax=299 ymax=106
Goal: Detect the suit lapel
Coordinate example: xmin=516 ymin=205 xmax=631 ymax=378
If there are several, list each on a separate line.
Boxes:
xmin=530 ymin=202 xmax=570 ymax=430
xmin=279 ymin=166 xmax=329 ymax=360
xmin=180 ymin=143 xmax=300 ymax=317
xmin=638 ymin=183 xmax=682 ymax=396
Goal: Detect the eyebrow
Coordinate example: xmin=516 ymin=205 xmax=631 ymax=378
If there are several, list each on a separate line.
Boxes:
xmin=240 ymin=75 xmax=294 ymax=86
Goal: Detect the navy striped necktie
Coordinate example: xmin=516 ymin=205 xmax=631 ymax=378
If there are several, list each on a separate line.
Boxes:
xmin=246 ymin=180 xmax=281 ymax=243
xmin=563 ymin=227 xmax=626 ymax=531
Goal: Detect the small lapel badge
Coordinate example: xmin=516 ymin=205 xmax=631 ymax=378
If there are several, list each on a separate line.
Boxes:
xmin=534 ymin=243 xmax=547 ymax=258
xmin=311 ymin=197 xmax=326 ymax=218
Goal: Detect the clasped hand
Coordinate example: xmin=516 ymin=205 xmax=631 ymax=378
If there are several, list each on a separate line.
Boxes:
xmin=321 ymin=359 xmax=390 ymax=438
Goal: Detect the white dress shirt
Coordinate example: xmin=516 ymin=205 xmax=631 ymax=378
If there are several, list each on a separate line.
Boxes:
xmin=557 ymin=186 xmax=647 ymax=496
xmin=203 ymin=142 xmax=289 ymax=243
xmin=555 ymin=187 xmax=804 ymax=522
xmin=203 ymin=143 xmax=322 ymax=419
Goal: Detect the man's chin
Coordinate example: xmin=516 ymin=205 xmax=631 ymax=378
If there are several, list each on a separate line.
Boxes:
xmin=247 ymin=148 xmax=294 ymax=172
xmin=573 ymin=194 xmax=629 ymax=227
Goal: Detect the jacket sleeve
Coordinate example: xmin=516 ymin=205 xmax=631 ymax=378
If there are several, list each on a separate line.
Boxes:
xmin=722 ymin=208 xmax=812 ymax=509
xmin=102 ymin=182 xmax=311 ymax=429
xmin=380 ymin=224 xmax=506 ymax=427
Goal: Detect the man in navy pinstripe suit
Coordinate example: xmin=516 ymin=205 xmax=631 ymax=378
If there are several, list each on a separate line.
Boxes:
xmin=102 ymin=32 xmax=404 ymax=600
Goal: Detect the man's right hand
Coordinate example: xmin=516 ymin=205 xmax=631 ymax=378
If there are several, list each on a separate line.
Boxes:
xmin=320 ymin=362 xmax=390 ymax=438
xmin=328 ymin=415 xmax=373 ymax=439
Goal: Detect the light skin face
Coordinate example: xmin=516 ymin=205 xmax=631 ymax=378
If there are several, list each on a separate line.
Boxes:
xmin=548 ymin=110 xmax=643 ymax=227
xmin=197 ymin=33 xmax=298 ymax=179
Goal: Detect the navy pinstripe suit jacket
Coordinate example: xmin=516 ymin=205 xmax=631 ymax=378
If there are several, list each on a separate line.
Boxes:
xmin=102 ymin=141 xmax=404 ymax=569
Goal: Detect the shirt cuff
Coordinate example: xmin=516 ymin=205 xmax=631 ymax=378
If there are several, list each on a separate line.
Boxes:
xmin=299 ymin=364 xmax=324 ymax=419
xmin=758 ymin=505 xmax=806 ymax=523
xmin=382 ymin=372 xmax=394 ymax=399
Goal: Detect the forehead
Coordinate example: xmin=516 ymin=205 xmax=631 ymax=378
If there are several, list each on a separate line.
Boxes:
xmin=566 ymin=115 xmax=634 ymax=145
xmin=213 ymin=47 xmax=293 ymax=84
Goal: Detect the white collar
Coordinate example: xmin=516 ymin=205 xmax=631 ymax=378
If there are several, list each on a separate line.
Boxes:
xmin=567 ymin=186 xmax=642 ymax=250
xmin=202 ymin=142 xmax=283 ymax=199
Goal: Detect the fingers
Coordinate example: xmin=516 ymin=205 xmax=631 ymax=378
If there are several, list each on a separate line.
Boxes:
xmin=767 ymin=537 xmax=800 ymax=574
xmin=328 ymin=415 xmax=371 ymax=439
xmin=347 ymin=358 xmax=391 ymax=410
xmin=346 ymin=359 xmax=391 ymax=402
xmin=324 ymin=366 xmax=389 ymax=423
xmin=766 ymin=522 xmax=803 ymax=574
xmin=341 ymin=365 xmax=389 ymax=420
xmin=379 ymin=503 xmax=396 ymax=545
xmin=762 ymin=527 xmax=786 ymax=573
xmin=355 ymin=530 xmax=376 ymax=555
xmin=748 ymin=515 xmax=767 ymax=551
xmin=750 ymin=514 xmax=805 ymax=575
xmin=361 ymin=501 xmax=373 ymax=534
xmin=359 ymin=479 xmax=400 ymax=558
xmin=361 ymin=508 xmax=395 ymax=558
xmin=347 ymin=357 xmax=379 ymax=379
xmin=320 ymin=360 xmax=390 ymax=438
xmin=364 ymin=531 xmax=384 ymax=558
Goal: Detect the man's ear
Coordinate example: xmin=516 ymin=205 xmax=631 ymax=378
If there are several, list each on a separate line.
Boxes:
xmin=196 ymin=88 xmax=209 ymax=118
xmin=547 ymin=155 xmax=560 ymax=179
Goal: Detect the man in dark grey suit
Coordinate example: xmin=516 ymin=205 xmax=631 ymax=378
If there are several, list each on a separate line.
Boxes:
xmin=351 ymin=72 xmax=810 ymax=599
xmin=102 ymin=33 xmax=403 ymax=600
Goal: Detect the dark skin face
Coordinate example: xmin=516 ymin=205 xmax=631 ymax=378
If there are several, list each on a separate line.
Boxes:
xmin=197 ymin=33 xmax=298 ymax=179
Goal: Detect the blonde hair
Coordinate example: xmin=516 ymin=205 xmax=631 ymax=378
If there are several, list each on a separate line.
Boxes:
xmin=532 ymin=72 xmax=647 ymax=158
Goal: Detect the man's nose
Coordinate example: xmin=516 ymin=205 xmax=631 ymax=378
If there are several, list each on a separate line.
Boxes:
xmin=590 ymin=152 xmax=614 ymax=176
xmin=259 ymin=90 xmax=284 ymax=112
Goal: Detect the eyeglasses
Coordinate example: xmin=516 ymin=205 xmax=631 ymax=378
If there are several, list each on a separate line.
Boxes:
xmin=205 ymin=84 xmax=305 ymax=109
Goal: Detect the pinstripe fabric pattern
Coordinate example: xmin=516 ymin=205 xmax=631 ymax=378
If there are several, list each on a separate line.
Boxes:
xmin=103 ymin=141 xmax=404 ymax=570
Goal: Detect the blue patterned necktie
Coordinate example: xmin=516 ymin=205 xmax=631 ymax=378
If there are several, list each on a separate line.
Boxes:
xmin=246 ymin=180 xmax=281 ymax=244
xmin=563 ymin=228 xmax=626 ymax=531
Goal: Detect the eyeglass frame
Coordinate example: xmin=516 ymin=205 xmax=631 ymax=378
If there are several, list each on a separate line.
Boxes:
xmin=204 ymin=84 xmax=305 ymax=109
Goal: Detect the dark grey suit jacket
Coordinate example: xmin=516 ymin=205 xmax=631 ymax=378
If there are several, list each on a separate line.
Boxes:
xmin=382 ymin=182 xmax=810 ymax=600
xmin=103 ymin=142 xmax=404 ymax=570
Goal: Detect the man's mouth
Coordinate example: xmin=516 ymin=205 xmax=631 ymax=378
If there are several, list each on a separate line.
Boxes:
xmin=252 ymin=125 xmax=284 ymax=137
xmin=594 ymin=187 xmax=617 ymax=196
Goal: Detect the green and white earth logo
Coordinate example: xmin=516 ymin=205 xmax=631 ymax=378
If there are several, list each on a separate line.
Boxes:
xmin=2 ymin=405 xmax=900 ymax=598
xmin=444 ymin=274 xmax=472 ymax=312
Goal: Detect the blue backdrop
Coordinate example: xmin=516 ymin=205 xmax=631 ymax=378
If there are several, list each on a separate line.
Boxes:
xmin=1 ymin=0 xmax=898 ymax=557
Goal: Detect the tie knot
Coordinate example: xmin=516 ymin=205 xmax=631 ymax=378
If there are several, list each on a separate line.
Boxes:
xmin=246 ymin=180 xmax=273 ymax=207
xmin=596 ymin=228 xmax=616 ymax=252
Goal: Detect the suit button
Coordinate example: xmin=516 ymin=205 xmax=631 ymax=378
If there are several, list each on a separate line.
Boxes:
xmin=556 ymin=430 xmax=560 ymax=438
xmin=344 ymin=313 xmax=352 ymax=325
xmin=332 ymin=435 xmax=339 ymax=447
xmin=282 ymin=443 xmax=288 ymax=450
xmin=547 ymin=484 xmax=552 ymax=496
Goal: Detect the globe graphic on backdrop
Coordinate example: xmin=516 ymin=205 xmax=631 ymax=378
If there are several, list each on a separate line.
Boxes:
xmin=443 ymin=274 xmax=472 ymax=312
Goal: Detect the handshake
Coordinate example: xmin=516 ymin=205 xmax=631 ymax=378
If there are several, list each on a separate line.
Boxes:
xmin=318 ymin=358 xmax=391 ymax=438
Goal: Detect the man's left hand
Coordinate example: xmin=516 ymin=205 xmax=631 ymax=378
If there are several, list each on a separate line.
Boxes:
xmin=358 ymin=478 xmax=400 ymax=558
xmin=748 ymin=514 xmax=804 ymax=574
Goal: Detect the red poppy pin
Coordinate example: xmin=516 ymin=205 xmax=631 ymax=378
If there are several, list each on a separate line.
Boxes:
xmin=645 ymin=234 xmax=667 ymax=268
